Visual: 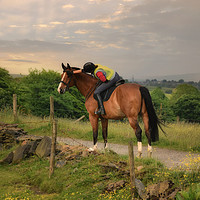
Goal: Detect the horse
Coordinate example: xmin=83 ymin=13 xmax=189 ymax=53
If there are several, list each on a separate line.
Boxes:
xmin=57 ymin=63 xmax=164 ymax=157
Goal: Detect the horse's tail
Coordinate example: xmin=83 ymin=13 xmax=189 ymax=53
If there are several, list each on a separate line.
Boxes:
xmin=139 ymin=86 xmax=164 ymax=142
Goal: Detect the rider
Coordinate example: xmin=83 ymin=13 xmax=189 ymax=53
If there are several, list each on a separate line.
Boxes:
xmin=82 ymin=62 xmax=121 ymax=115
xmin=71 ymin=62 xmax=121 ymax=115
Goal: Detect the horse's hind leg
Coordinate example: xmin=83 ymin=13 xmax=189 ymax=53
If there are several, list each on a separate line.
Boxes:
xmin=128 ymin=117 xmax=142 ymax=158
xmin=101 ymin=118 xmax=108 ymax=149
xmin=143 ymin=115 xmax=152 ymax=157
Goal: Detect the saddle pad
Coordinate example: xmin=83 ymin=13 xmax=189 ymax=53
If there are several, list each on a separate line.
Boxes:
xmin=93 ymin=79 xmax=125 ymax=102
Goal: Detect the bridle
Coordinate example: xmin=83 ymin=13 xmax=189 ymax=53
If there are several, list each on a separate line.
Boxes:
xmin=60 ymin=71 xmax=73 ymax=92
xmin=60 ymin=70 xmax=101 ymax=100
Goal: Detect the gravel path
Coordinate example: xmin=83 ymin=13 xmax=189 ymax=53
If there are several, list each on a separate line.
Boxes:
xmin=57 ymin=137 xmax=200 ymax=169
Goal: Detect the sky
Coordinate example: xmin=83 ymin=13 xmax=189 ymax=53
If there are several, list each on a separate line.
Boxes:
xmin=0 ymin=0 xmax=200 ymax=80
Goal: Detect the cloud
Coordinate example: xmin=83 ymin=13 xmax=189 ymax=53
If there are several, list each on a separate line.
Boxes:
xmin=62 ymin=4 xmax=74 ymax=9
xmin=75 ymin=30 xmax=89 ymax=34
xmin=33 ymin=24 xmax=55 ymax=28
xmin=8 ymin=25 xmax=25 ymax=28
xmin=67 ymin=17 xmax=111 ymax=24
xmin=0 ymin=0 xmax=200 ymax=78
xmin=50 ymin=21 xmax=64 ymax=25
xmin=6 ymin=59 xmax=38 ymax=63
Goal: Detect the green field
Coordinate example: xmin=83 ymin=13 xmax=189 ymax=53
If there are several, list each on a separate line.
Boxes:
xmin=1 ymin=109 xmax=199 ymax=152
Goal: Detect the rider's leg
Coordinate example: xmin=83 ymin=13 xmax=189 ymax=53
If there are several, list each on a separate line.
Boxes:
xmin=95 ymin=93 xmax=105 ymax=115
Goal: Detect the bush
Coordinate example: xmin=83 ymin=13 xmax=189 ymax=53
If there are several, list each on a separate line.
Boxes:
xmin=173 ymin=94 xmax=200 ymax=122
xmin=0 ymin=68 xmax=14 ymax=108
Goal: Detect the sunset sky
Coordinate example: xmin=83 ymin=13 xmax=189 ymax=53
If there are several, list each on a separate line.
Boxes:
xmin=0 ymin=0 xmax=200 ymax=80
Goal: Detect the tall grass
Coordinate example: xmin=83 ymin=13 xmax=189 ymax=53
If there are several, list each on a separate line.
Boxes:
xmin=0 ymin=109 xmax=200 ymax=152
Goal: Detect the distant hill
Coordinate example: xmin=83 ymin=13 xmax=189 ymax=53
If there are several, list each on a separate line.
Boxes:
xmin=135 ymin=72 xmax=200 ymax=82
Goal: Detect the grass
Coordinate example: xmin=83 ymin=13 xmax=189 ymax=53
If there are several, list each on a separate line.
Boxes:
xmin=0 ymin=109 xmax=200 ymax=152
xmin=0 ymin=109 xmax=200 ymax=199
xmin=0 ymin=145 xmax=199 ymax=199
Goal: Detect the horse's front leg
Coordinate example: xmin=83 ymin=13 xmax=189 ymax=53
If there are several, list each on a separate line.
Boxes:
xmin=101 ymin=117 xmax=108 ymax=149
xmin=89 ymin=114 xmax=99 ymax=151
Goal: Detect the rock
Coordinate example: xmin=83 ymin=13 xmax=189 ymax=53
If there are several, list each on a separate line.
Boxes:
xmin=99 ymin=163 xmax=120 ymax=172
xmin=29 ymin=140 xmax=40 ymax=155
xmin=82 ymin=150 xmax=89 ymax=157
xmin=118 ymin=161 xmax=127 ymax=167
xmin=147 ymin=180 xmax=174 ymax=199
xmin=137 ymin=166 xmax=144 ymax=171
xmin=166 ymin=188 xmax=180 ymax=199
xmin=17 ymin=135 xmax=43 ymax=143
xmin=0 ymin=123 xmax=27 ymax=149
xmin=105 ymin=180 xmax=126 ymax=192
xmin=0 ymin=152 xmax=14 ymax=164
xmin=12 ymin=144 xmax=31 ymax=163
xmin=135 ymin=178 xmax=146 ymax=199
xmin=56 ymin=160 xmax=67 ymax=168
xmin=35 ymin=136 xmax=52 ymax=158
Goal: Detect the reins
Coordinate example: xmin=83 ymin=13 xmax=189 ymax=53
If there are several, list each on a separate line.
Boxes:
xmin=85 ymin=80 xmax=101 ymax=101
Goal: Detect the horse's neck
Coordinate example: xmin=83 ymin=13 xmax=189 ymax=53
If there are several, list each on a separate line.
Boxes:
xmin=74 ymin=73 xmax=97 ymax=97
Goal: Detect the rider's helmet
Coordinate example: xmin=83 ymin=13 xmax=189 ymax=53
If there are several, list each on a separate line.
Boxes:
xmin=83 ymin=62 xmax=96 ymax=74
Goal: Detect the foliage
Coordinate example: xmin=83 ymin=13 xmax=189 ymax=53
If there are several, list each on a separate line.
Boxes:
xmin=170 ymin=84 xmax=200 ymax=104
xmin=150 ymin=87 xmax=175 ymax=122
xmin=1 ymin=67 xmax=200 ymax=122
xmin=173 ymin=94 xmax=200 ymax=122
xmin=16 ymin=69 xmax=87 ymax=118
xmin=0 ymin=68 xmax=14 ymax=108
xmin=176 ymin=184 xmax=200 ymax=200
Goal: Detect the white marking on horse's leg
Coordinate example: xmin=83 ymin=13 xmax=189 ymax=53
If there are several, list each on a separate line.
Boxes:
xmin=137 ymin=142 xmax=142 ymax=158
xmin=93 ymin=143 xmax=98 ymax=150
xmin=104 ymin=143 xmax=108 ymax=149
xmin=88 ymin=143 xmax=98 ymax=152
xmin=147 ymin=144 xmax=153 ymax=158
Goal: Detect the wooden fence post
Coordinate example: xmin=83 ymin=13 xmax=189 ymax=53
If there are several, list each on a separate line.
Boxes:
xmin=49 ymin=119 xmax=57 ymax=178
xmin=13 ymin=94 xmax=17 ymax=121
xmin=50 ymin=96 xmax=54 ymax=122
xmin=128 ymin=141 xmax=136 ymax=198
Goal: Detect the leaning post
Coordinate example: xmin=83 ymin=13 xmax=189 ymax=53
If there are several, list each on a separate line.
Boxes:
xmin=49 ymin=119 xmax=57 ymax=178
xmin=13 ymin=94 xmax=17 ymax=122
xmin=128 ymin=141 xmax=136 ymax=198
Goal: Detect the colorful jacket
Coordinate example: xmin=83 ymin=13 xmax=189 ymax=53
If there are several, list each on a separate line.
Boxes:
xmin=94 ymin=64 xmax=115 ymax=82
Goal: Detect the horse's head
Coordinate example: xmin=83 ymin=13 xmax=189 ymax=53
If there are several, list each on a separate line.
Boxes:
xmin=57 ymin=63 xmax=75 ymax=94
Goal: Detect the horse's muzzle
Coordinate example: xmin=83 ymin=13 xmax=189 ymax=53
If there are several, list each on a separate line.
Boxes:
xmin=59 ymin=88 xmax=65 ymax=94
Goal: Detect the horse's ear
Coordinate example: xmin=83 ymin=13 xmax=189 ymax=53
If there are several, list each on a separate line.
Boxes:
xmin=67 ymin=63 xmax=71 ymax=69
xmin=62 ymin=63 xmax=67 ymax=71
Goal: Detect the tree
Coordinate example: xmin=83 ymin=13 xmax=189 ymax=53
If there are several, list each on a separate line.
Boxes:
xmin=170 ymin=84 xmax=200 ymax=104
xmin=173 ymin=94 xmax=200 ymax=122
xmin=151 ymin=87 xmax=175 ymax=122
xmin=17 ymin=69 xmax=87 ymax=118
xmin=0 ymin=67 xmax=14 ymax=109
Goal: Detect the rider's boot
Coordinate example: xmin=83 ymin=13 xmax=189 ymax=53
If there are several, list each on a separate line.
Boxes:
xmin=95 ymin=94 xmax=106 ymax=115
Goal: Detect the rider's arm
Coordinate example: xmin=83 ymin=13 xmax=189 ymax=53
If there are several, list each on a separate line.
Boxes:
xmin=73 ymin=69 xmax=82 ymax=74
xmin=96 ymin=72 xmax=107 ymax=82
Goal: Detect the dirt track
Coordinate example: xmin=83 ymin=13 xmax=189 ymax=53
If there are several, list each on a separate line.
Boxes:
xmin=57 ymin=137 xmax=200 ymax=169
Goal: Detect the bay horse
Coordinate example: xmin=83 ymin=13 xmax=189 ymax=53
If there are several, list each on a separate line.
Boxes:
xmin=57 ymin=63 xmax=163 ymax=157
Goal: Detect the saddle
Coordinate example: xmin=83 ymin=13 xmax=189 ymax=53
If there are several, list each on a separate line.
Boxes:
xmin=93 ymin=79 xmax=125 ymax=102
